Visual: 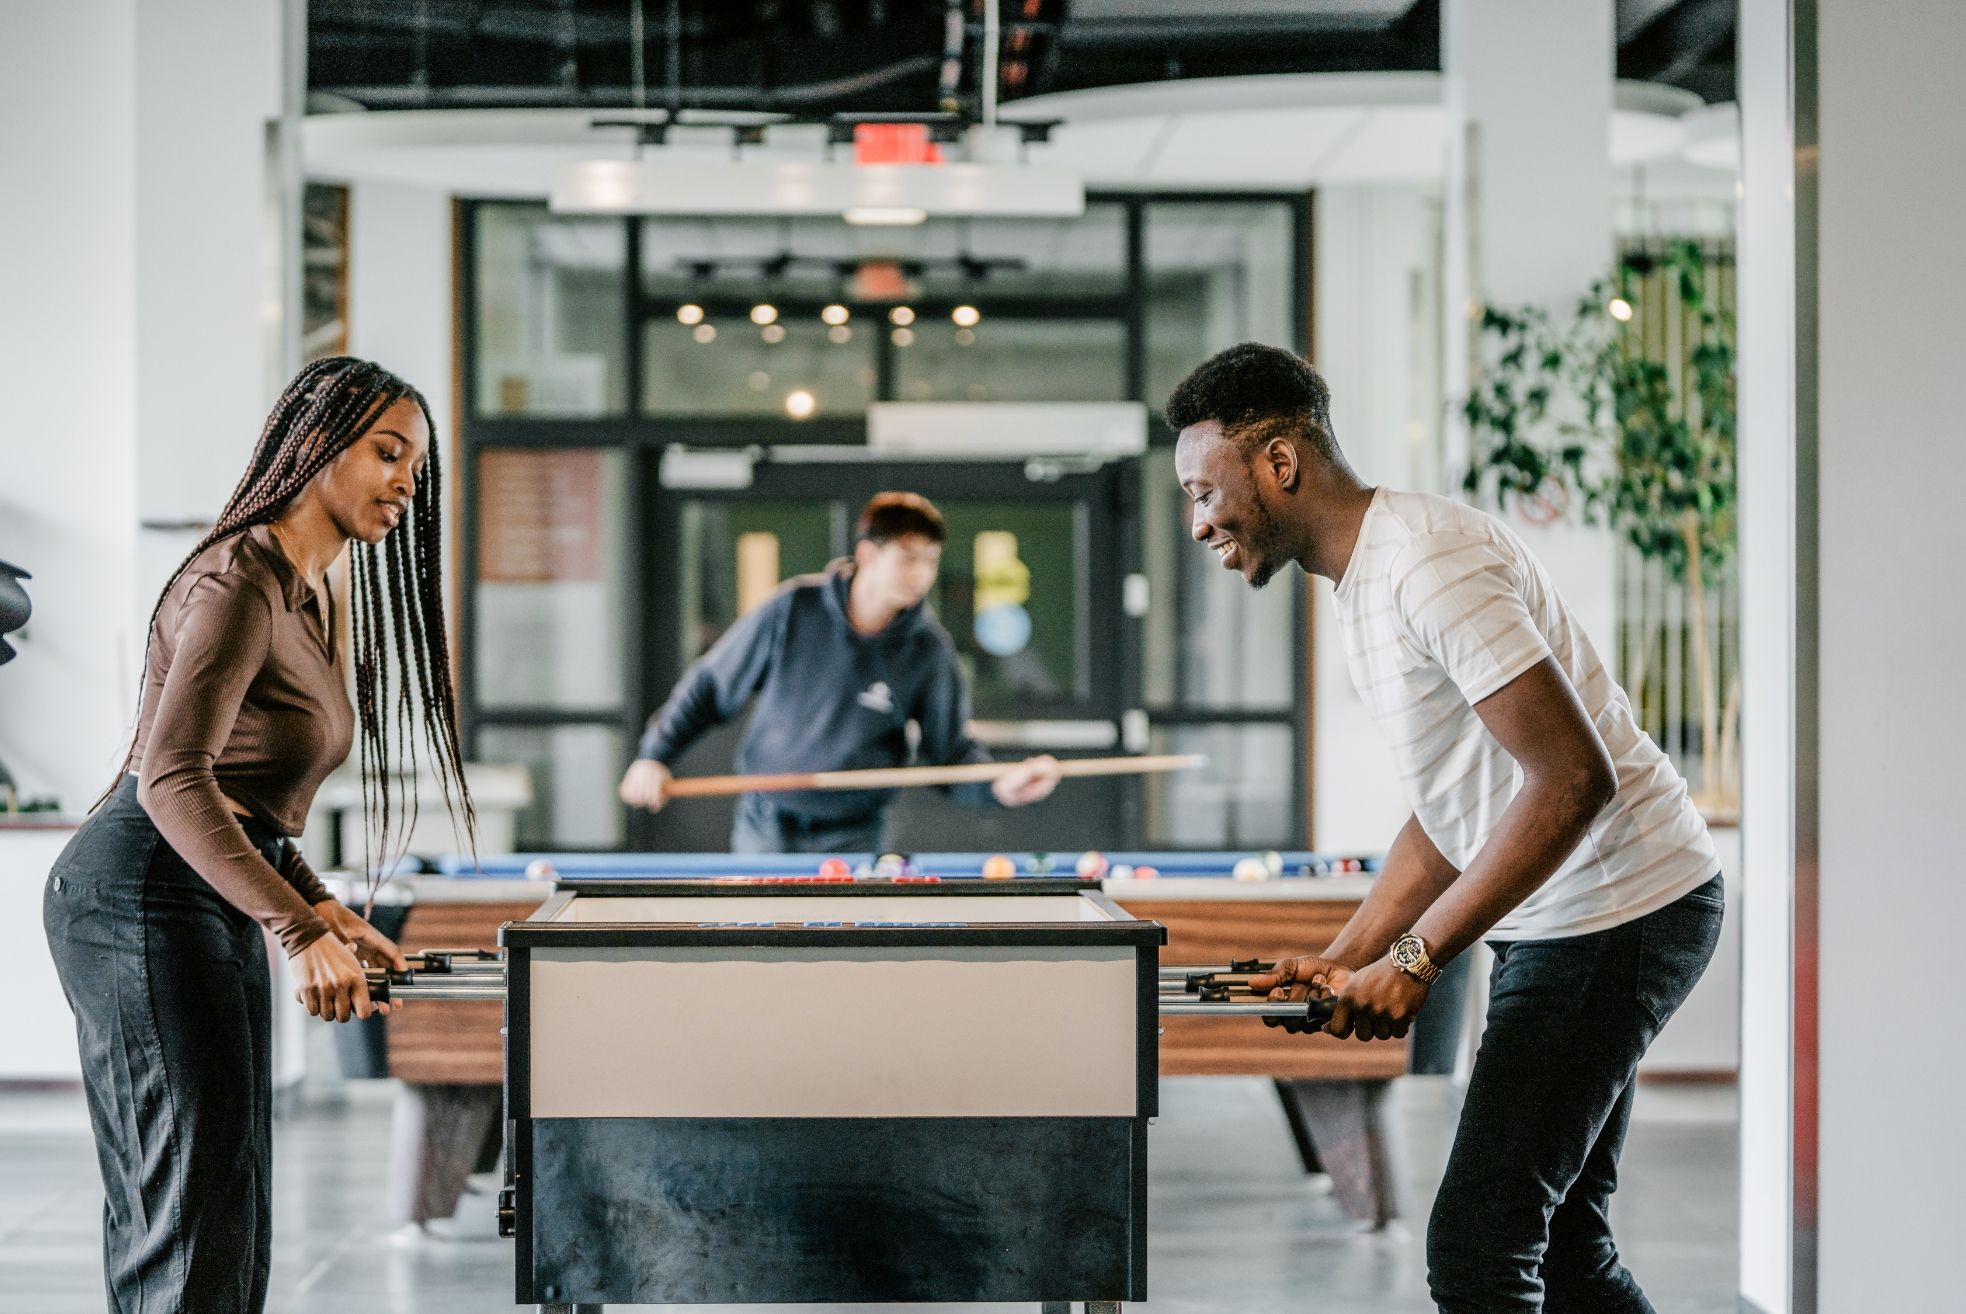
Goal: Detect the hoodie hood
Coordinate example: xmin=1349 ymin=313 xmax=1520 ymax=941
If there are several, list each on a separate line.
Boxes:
xmin=821 ymin=557 xmax=935 ymax=641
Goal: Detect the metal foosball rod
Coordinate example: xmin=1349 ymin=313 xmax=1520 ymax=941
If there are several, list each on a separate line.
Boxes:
xmin=365 ymin=953 xmax=1335 ymax=1023
xmin=364 ymin=949 xmax=508 ymax=1004
xmin=1158 ymin=997 xmax=1336 ymax=1021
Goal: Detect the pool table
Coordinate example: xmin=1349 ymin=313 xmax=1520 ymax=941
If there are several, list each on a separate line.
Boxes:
xmin=348 ymin=849 xmax=1465 ymax=1230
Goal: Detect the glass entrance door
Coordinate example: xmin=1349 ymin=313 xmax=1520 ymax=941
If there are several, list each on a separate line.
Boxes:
xmin=633 ymin=457 xmax=1137 ymax=854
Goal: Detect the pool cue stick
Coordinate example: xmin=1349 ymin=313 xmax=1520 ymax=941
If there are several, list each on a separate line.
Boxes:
xmin=662 ymin=753 xmax=1207 ymax=799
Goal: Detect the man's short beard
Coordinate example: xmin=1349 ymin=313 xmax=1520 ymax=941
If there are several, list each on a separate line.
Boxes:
xmin=1245 ymin=493 xmax=1285 ymax=589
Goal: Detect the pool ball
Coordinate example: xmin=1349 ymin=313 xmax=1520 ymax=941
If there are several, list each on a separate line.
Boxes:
xmin=524 ymin=858 xmax=557 ymax=881
xmin=874 ymin=852 xmax=908 ymax=879
xmin=818 ymin=857 xmax=851 ymax=880
xmin=1076 ymin=850 xmax=1109 ymax=880
xmin=981 ymin=854 xmax=1017 ymax=881
xmin=1132 ymin=865 xmax=1159 ymax=880
xmin=1028 ymin=852 xmax=1055 ymax=875
xmin=1233 ymin=857 xmax=1270 ymax=882
xmin=1260 ymin=850 xmax=1284 ymax=878
xmin=1108 ymin=863 xmax=1134 ymax=881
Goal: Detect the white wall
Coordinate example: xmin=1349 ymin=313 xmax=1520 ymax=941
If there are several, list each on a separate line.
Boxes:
xmin=134 ymin=0 xmax=285 ymax=530
xmin=1813 ymin=0 xmax=1966 ymax=1306
xmin=1740 ymin=2 xmax=1966 ymax=1308
xmin=0 ymin=2 xmax=142 ymax=808
xmin=0 ymin=0 xmax=292 ymax=812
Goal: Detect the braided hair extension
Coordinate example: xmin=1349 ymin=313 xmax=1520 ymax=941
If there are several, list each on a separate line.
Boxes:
xmin=117 ymin=356 xmax=475 ymax=900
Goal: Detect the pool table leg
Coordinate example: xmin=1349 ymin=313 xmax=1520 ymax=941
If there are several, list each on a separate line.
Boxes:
xmin=388 ymin=1082 xmax=503 ymax=1224
xmin=1273 ymin=1078 xmax=1399 ymax=1227
xmin=1271 ymin=1077 xmax=1325 ymax=1174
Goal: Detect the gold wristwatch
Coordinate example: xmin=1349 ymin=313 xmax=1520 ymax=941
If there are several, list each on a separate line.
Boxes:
xmin=1389 ymin=932 xmax=1442 ymax=985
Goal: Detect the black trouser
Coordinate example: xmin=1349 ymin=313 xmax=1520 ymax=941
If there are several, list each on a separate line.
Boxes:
xmin=730 ymin=791 xmax=888 ymax=855
xmin=43 ymin=775 xmax=281 ymax=1314
xmin=1427 ymin=874 xmax=1725 ymax=1313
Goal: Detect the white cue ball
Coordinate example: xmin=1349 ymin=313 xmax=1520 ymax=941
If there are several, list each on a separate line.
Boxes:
xmin=1233 ymin=857 xmax=1270 ymax=882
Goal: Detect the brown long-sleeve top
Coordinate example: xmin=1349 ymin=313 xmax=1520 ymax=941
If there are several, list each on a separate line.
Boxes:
xmin=131 ymin=525 xmax=353 ymax=955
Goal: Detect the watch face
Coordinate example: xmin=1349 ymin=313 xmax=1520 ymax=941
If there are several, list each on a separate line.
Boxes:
xmin=1392 ymin=936 xmax=1422 ymax=968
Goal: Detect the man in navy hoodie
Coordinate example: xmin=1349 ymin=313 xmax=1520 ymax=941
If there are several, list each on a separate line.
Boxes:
xmin=618 ymin=492 xmax=1063 ymax=853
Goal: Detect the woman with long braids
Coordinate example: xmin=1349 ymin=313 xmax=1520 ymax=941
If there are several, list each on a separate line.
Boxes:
xmin=43 ymin=356 xmax=473 ymax=1314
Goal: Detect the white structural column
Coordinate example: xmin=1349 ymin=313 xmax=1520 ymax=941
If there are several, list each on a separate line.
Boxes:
xmin=1735 ymin=0 xmax=1797 ymax=1306
xmin=1312 ymin=185 xmax=1442 ymax=853
xmin=1441 ymin=0 xmax=1617 ymax=650
xmin=345 ymin=179 xmax=460 ymax=619
xmin=1740 ymin=0 xmax=1966 ymax=1310
xmin=347 ymin=182 xmax=456 ymax=452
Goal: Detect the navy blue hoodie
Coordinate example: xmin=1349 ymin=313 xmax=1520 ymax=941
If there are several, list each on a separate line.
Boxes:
xmin=636 ymin=562 xmax=997 ymax=820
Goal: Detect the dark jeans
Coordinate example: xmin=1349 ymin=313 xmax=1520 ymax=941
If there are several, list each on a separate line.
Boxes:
xmin=730 ymin=792 xmax=888 ymax=855
xmin=43 ymin=774 xmax=282 ymax=1314
xmin=1428 ymin=874 xmax=1725 ymax=1314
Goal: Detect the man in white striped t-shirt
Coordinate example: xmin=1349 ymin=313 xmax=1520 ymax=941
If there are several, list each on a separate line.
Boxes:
xmin=1167 ymin=343 xmax=1722 ymax=1314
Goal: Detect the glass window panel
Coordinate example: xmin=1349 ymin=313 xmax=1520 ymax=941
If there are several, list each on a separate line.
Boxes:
xmin=893 ymin=318 xmax=1124 ymax=403
xmin=1144 ymin=202 xmax=1297 ymax=413
xmin=474 ymin=204 xmax=626 ymax=417
xmin=931 ymin=502 xmax=1084 ymax=712
xmin=474 ymin=448 xmax=626 ymax=711
xmin=477 ymin=724 xmax=625 ymax=849
xmin=676 ymin=500 xmax=839 ymax=664
xmin=642 ymin=318 xmax=874 ymax=417
xmin=1139 ymin=458 xmax=1296 ymax=709
xmin=1145 ymin=723 xmax=1296 ymax=849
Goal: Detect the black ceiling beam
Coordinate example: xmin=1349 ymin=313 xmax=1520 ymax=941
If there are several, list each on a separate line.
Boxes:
xmin=309 ymin=0 xmax=1735 ymax=114
xmin=1616 ymin=0 xmax=1736 ymax=99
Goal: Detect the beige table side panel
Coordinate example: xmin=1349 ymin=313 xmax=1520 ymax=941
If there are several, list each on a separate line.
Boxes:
xmin=527 ymin=946 xmax=1139 ymax=1118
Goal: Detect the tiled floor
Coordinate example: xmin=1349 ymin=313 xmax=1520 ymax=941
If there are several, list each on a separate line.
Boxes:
xmin=0 ymin=1071 xmax=1737 ymax=1313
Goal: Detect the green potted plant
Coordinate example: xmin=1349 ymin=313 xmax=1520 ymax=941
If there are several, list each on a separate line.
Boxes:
xmin=1463 ymin=241 xmax=1738 ymax=813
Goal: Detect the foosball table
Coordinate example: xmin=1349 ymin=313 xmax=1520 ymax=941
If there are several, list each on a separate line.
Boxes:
xmin=369 ymin=870 xmax=1335 ymax=1312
